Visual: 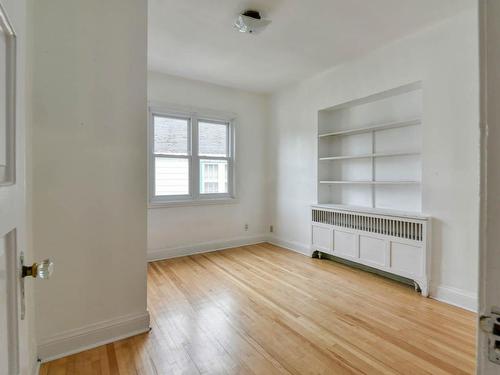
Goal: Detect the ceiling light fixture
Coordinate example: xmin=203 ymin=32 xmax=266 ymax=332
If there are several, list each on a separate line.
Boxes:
xmin=234 ymin=10 xmax=271 ymax=34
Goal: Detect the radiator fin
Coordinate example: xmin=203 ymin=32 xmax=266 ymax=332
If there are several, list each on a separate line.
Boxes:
xmin=312 ymin=209 xmax=423 ymax=241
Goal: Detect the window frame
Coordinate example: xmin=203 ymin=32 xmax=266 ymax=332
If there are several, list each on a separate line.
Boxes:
xmin=148 ymin=105 xmax=236 ymax=207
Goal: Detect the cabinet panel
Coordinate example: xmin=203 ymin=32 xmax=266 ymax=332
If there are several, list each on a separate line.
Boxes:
xmin=312 ymin=224 xmax=333 ymax=253
xmin=333 ymin=230 xmax=357 ymax=258
xmin=390 ymin=241 xmax=423 ymax=277
xmin=359 ymin=235 xmax=386 ymax=267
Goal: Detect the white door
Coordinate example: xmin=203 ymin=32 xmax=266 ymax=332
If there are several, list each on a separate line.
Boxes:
xmin=478 ymin=1 xmax=500 ymax=374
xmin=0 ymin=1 xmax=31 ymax=374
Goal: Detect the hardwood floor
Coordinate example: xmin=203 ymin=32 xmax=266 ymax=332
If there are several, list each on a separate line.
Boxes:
xmin=40 ymin=243 xmax=476 ymax=374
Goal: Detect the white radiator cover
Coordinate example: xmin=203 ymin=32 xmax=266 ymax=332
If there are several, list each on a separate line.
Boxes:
xmin=311 ymin=204 xmax=431 ymax=296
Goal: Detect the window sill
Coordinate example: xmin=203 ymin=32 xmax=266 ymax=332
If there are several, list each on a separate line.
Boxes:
xmin=148 ymin=197 xmax=239 ymax=209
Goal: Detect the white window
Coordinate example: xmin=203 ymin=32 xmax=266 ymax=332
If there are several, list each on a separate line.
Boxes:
xmin=149 ymin=108 xmax=235 ymax=205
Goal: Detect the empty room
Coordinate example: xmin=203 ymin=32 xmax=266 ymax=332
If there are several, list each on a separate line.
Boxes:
xmin=2 ymin=0 xmax=500 ymax=374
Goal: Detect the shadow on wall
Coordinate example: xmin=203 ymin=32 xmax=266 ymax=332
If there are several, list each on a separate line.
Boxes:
xmin=430 ymin=218 xmax=443 ymax=291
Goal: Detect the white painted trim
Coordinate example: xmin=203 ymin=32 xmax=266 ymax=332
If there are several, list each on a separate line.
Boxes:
xmin=37 ymin=311 xmax=150 ymax=362
xmin=311 ymin=203 xmax=429 ymax=220
xmin=267 ymin=236 xmax=313 ymax=257
xmin=267 ymin=236 xmax=477 ymax=312
xmin=33 ymin=360 xmax=40 ymax=375
xmin=430 ymin=285 xmax=478 ymax=312
xmin=147 ymin=234 xmax=268 ymax=261
xmin=0 ymin=0 xmax=16 ymax=186
xmin=148 ymin=105 xmax=237 ymax=206
xmin=149 ymin=234 xmax=477 ymax=312
xmin=149 ymin=197 xmax=239 ymax=209
xmin=29 ymin=246 xmax=476 ymax=370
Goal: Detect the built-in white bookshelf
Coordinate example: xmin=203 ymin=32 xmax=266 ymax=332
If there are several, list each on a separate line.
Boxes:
xmin=317 ymin=83 xmax=422 ymax=212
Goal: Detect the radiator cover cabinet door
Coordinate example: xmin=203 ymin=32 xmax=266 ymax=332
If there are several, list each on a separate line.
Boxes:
xmin=312 ymin=224 xmax=333 ymax=253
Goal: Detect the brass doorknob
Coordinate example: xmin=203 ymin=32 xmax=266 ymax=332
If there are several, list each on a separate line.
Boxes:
xmin=22 ymin=259 xmax=54 ymax=279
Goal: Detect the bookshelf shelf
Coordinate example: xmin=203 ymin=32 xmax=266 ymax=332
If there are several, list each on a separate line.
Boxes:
xmin=319 ymin=151 xmax=420 ymax=161
xmin=318 ymin=118 xmax=421 ymax=138
xmin=317 ymin=83 xmax=423 ymax=212
xmin=319 ymin=180 xmax=420 ymax=185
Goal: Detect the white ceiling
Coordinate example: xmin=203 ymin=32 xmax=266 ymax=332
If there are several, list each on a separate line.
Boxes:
xmin=148 ymin=0 xmax=474 ymax=93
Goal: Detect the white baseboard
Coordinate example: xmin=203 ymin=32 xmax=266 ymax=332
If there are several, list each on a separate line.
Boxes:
xmin=33 ymin=360 xmax=40 ymax=375
xmin=430 ymin=284 xmax=478 ymax=312
xmin=267 ymin=236 xmax=313 ymax=257
xmin=37 ymin=311 xmax=150 ymax=362
xmin=269 ymin=237 xmax=478 ymax=312
xmin=147 ymin=234 xmax=268 ymax=261
xmin=33 ymin=237 xmax=476 ymax=370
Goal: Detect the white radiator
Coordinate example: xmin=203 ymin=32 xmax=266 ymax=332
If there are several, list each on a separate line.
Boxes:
xmin=311 ymin=205 xmax=431 ymax=296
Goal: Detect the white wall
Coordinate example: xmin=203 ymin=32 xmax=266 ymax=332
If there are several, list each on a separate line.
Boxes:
xmin=147 ymin=72 xmax=269 ymax=260
xmin=268 ymin=9 xmax=479 ymax=310
xmin=31 ymin=0 xmax=149 ymax=360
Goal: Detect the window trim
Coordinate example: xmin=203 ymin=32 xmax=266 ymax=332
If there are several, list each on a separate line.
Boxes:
xmin=148 ymin=105 xmax=236 ymax=207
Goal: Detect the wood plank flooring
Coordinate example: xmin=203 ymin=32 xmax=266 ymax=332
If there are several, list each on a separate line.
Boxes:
xmin=40 ymin=243 xmax=476 ymax=374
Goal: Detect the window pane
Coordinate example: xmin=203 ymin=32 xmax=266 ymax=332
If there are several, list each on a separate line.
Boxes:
xmin=154 ymin=116 xmax=189 ymax=155
xmin=198 ymin=121 xmax=228 ymax=157
xmin=200 ymin=159 xmax=228 ymax=194
xmin=155 ymin=157 xmax=189 ymax=196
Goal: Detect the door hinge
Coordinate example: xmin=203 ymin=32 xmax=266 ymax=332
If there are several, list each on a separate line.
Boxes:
xmin=480 ymin=311 xmax=500 ymax=365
